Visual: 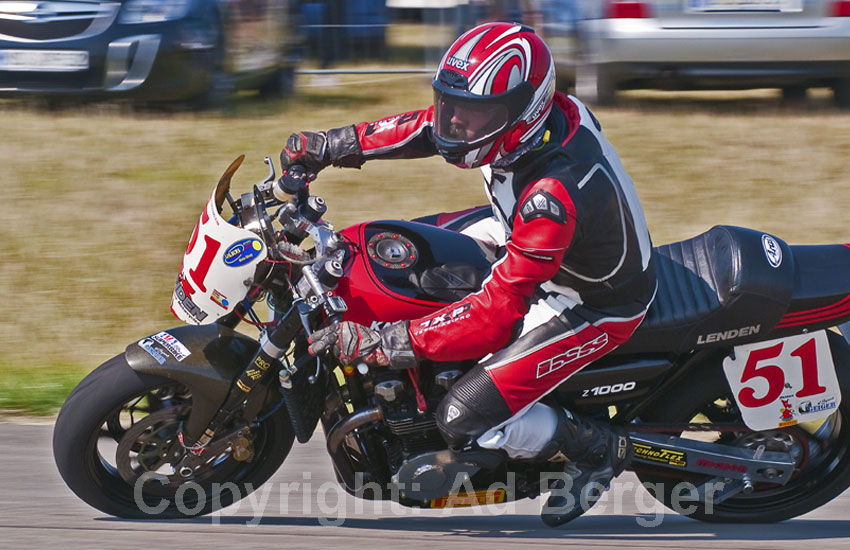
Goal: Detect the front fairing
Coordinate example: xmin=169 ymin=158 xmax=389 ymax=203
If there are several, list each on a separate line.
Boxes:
xmin=337 ymin=220 xmax=492 ymax=325
xmin=171 ymin=185 xmax=267 ymax=325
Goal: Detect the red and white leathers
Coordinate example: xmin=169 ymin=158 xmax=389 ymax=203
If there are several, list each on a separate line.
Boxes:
xmin=349 ymin=92 xmax=657 ymax=457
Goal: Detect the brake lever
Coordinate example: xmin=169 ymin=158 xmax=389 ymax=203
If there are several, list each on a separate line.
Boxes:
xmin=257 ymin=157 xmax=276 ymax=199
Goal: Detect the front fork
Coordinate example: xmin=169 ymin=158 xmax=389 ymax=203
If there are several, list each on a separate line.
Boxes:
xmin=179 ymin=265 xmax=348 ymax=455
xmin=178 ymin=300 xmax=306 ymax=454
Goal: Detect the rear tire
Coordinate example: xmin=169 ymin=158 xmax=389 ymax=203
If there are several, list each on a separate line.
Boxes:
xmin=53 ymin=354 xmax=294 ymax=518
xmin=634 ymin=340 xmax=850 ymax=523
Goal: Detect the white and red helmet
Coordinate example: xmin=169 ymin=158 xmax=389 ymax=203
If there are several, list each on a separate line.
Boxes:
xmin=432 ymin=22 xmax=556 ymax=169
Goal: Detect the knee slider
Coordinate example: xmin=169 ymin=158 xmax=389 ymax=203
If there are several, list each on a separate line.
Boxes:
xmin=435 ymin=391 xmax=488 ymax=450
xmin=435 ymin=365 xmax=513 ymax=450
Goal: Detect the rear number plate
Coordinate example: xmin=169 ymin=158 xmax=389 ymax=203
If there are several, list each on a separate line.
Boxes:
xmin=723 ymin=331 xmax=842 ymax=431
xmin=0 ymin=49 xmax=89 ymax=72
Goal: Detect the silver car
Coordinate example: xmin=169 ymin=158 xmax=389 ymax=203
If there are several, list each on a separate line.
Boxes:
xmin=571 ymin=0 xmax=850 ymax=106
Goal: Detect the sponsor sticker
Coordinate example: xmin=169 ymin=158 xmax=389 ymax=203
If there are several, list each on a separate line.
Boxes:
xmin=696 ymin=458 xmax=747 ymax=473
xmin=798 ymin=397 xmax=837 ymax=415
xmin=173 ymin=276 xmax=208 ymax=323
xmin=633 ymin=443 xmax=687 ymax=467
xmin=430 ymin=489 xmax=506 ymax=508
xmin=222 ymin=238 xmax=264 ymax=267
xmin=779 ymin=396 xmax=796 ymax=426
xmin=152 ymin=331 xmax=191 ymax=362
xmin=210 ymin=289 xmax=230 ymax=309
xmin=138 ymin=338 xmax=167 ymax=365
xmin=762 ymin=234 xmax=782 ymax=268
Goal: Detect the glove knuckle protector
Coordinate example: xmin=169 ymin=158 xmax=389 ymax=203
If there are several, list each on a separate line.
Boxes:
xmin=281 ymin=131 xmax=330 ymax=174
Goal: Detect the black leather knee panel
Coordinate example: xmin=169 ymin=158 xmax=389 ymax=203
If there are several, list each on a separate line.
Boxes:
xmin=436 ymin=365 xmax=512 ymax=449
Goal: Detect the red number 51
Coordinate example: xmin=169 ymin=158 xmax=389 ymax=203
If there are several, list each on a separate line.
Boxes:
xmin=737 ymin=337 xmax=827 ymax=408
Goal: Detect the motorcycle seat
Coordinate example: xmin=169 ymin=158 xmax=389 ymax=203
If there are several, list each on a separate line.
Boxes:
xmin=617 ymin=225 xmax=795 ymax=354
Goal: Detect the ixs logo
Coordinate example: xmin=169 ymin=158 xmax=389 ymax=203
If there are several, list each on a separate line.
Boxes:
xmin=536 ymin=333 xmax=609 ymax=379
xmin=414 ymin=304 xmax=472 ymax=334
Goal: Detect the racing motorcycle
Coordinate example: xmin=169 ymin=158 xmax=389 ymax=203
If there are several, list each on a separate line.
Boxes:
xmin=53 ymin=155 xmax=850 ymax=523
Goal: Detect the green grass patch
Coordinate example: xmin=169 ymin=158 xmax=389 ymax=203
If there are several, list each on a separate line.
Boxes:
xmin=0 ymin=365 xmax=89 ymax=416
xmin=2 ymin=82 xmax=850 ymax=415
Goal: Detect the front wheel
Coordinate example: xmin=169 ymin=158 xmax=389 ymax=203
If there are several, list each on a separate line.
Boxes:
xmin=634 ymin=338 xmax=850 ymax=523
xmin=53 ymin=354 xmax=294 ymax=518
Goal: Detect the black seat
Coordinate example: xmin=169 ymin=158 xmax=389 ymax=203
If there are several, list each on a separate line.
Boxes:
xmin=616 ymin=226 xmax=795 ymax=354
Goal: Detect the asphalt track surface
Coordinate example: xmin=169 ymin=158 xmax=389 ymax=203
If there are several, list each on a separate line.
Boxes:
xmin=3 ymin=421 xmax=849 ymax=550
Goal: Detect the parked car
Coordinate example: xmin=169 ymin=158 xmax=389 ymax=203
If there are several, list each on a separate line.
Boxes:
xmin=300 ymin=0 xmax=388 ymax=66
xmin=0 ymin=0 xmax=299 ymax=106
xmin=563 ymin=0 xmax=850 ymax=106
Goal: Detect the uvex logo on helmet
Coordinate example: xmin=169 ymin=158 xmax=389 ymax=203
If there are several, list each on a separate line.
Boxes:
xmin=432 ymin=22 xmax=556 ymax=169
xmin=446 ymin=56 xmax=470 ymax=71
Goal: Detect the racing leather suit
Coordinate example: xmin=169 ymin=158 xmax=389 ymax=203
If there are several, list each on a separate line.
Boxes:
xmin=331 ymin=92 xmax=656 ymax=457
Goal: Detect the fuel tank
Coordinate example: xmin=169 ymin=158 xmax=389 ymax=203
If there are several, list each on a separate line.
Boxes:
xmin=337 ymin=220 xmax=491 ymax=325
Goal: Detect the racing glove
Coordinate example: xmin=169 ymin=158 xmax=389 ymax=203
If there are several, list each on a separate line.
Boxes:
xmin=280 ymin=125 xmax=363 ymax=181
xmin=307 ymin=321 xmax=417 ymax=369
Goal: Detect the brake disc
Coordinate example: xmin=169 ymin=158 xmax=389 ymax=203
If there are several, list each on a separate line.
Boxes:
xmin=115 ymin=407 xmax=187 ymax=485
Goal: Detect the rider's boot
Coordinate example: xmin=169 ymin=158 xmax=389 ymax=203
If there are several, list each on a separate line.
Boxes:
xmin=537 ymin=408 xmax=634 ymax=527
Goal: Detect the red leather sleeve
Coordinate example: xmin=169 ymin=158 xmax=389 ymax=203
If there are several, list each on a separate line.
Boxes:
xmin=355 ymin=107 xmax=438 ymax=160
xmin=408 ymin=178 xmax=578 ymax=361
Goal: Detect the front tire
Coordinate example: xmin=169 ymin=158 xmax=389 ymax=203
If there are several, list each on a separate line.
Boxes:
xmin=53 ymin=354 xmax=294 ymax=518
xmin=634 ymin=339 xmax=850 ymax=523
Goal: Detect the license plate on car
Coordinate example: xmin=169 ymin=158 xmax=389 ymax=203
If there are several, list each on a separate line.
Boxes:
xmin=686 ymin=0 xmax=802 ymax=11
xmin=0 ymin=49 xmax=89 ymax=72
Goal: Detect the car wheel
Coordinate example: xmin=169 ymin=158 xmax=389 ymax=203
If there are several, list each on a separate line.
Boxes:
xmin=833 ymin=78 xmax=850 ymax=109
xmin=258 ymin=66 xmax=296 ymax=99
xmin=575 ymin=63 xmax=615 ymax=106
xmin=781 ymin=86 xmax=807 ymax=103
xmin=191 ymin=13 xmax=233 ymax=110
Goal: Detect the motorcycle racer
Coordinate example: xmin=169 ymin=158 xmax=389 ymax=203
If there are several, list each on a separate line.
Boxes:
xmin=283 ymin=22 xmax=657 ymax=526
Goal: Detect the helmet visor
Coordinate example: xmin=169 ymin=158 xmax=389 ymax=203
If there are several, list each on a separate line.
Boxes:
xmin=434 ymin=90 xmax=510 ymax=152
xmin=432 ymin=79 xmax=534 ymax=154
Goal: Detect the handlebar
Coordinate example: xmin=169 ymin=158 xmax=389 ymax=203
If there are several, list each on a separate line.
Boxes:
xmin=275 ymin=164 xmax=310 ymax=203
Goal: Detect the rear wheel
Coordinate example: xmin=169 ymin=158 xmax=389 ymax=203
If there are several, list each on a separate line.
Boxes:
xmin=634 ymin=345 xmax=850 ymax=523
xmin=53 ymin=354 xmax=294 ymax=518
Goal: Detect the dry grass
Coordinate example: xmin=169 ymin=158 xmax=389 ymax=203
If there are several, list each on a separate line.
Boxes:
xmin=2 ymin=78 xmax=850 ymax=412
